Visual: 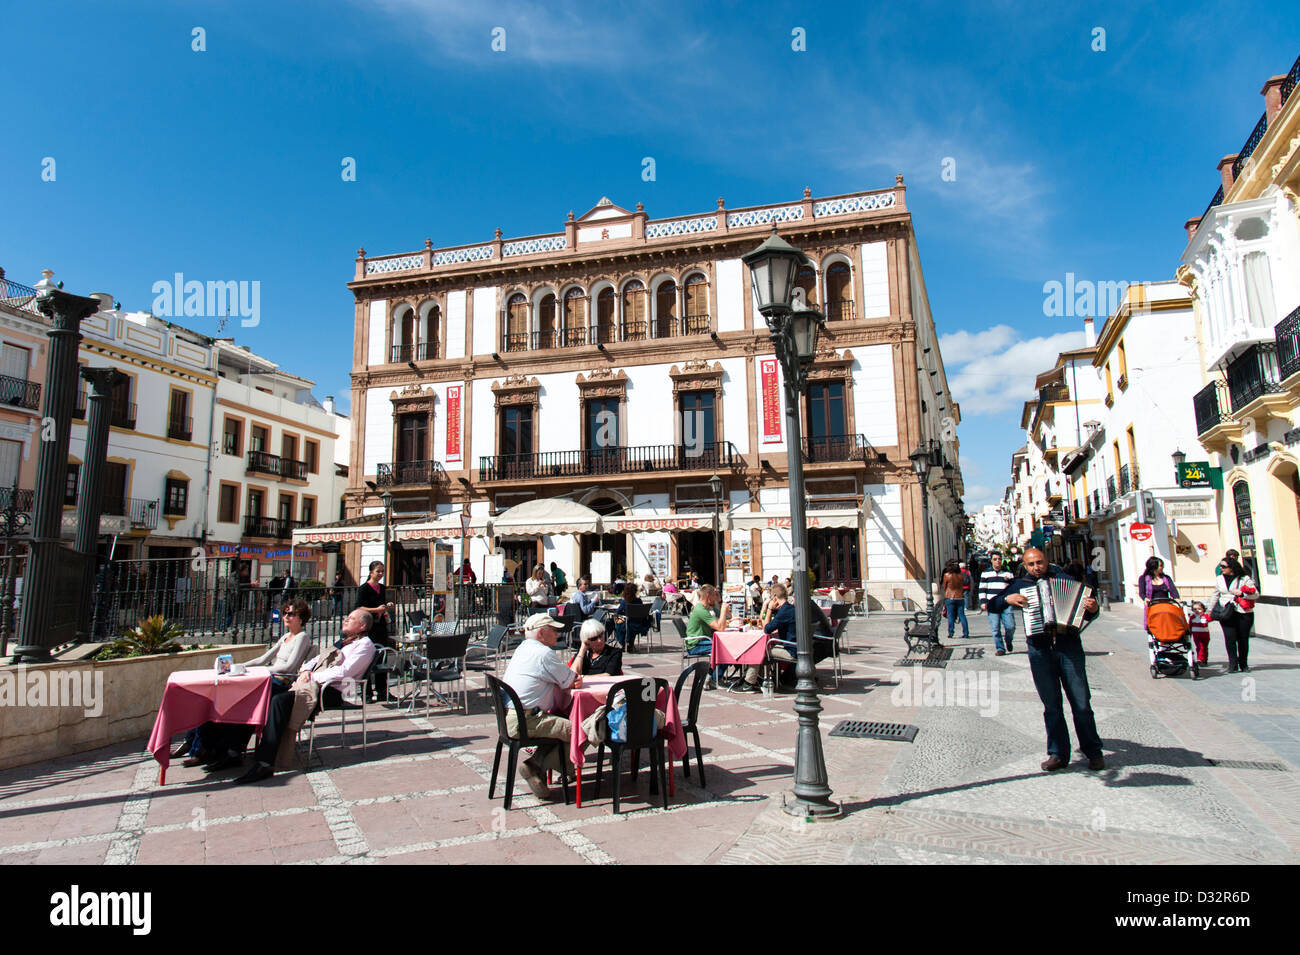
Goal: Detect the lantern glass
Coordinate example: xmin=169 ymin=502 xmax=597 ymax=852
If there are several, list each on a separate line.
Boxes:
xmin=709 ymin=474 xmax=723 ymax=499
xmin=790 ymin=309 xmax=822 ymax=362
xmin=742 ymin=230 xmax=807 ymax=315
xmin=909 ymin=445 xmax=930 ymax=479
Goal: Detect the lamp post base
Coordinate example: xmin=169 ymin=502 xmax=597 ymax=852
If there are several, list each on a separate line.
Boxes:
xmin=781 ymin=792 xmax=843 ymax=819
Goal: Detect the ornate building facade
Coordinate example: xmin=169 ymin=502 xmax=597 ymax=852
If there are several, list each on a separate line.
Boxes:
xmin=334 ymin=183 xmax=964 ymax=606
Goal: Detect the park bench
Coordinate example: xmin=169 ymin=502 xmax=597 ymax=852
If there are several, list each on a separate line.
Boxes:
xmin=903 ymin=604 xmax=942 ymax=654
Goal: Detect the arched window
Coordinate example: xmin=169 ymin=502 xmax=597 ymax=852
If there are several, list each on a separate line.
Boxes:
xmin=596 ymin=288 xmax=616 ymax=344
xmin=506 ymin=293 xmax=528 ymax=352
xmin=563 ymin=288 xmax=588 ymax=346
xmin=826 ymin=262 xmax=853 ymax=321
xmin=391 ymin=306 xmax=415 ymax=362
xmin=621 ymin=280 xmax=646 ymax=341
xmin=655 ymin=281 xmax=678 ymax=338
xmin=794 ymin=265 xmax=818 ymax=309
xmin=537 ymin=294 xmax=557 ymax=349
xmin=421 ymin=305 xmax=440 ymax=360
xmin=684 ymin=273 xmax=709 ymax=334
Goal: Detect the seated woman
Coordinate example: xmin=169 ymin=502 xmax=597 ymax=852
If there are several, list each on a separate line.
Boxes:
xmin=570 ymin=619 xmax=623 ymax=676
xmin=182 ymin=599 xmax=315 ymax=769
xmin=613 ymin=582 xmax=650 ymax=652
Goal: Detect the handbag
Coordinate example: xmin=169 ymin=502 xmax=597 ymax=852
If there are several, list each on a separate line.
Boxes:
xmin=1210 ymin=598 xmax=1233 ymax=622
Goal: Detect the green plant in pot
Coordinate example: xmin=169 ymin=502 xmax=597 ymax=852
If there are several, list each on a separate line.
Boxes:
xmin=99 ymin=615 xmax=187 ymax=659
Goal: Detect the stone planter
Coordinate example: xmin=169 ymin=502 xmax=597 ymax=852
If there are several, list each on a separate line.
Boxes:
xmin=0 ymin=645 xmax=265 ymax=771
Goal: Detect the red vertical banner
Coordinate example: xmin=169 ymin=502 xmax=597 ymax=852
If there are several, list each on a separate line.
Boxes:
xmin=760 ymin=359 xmax=782 ymax=442
xmin=446 ymin=385 xmax=461 ymax=463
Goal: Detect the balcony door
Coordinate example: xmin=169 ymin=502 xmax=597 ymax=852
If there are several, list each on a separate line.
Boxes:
xmin=537 ymin=294 xmax=557 ymax=349
xmin=678 ymin=390 xmax=716 ymax=467
xmin=805 ymin=381 xmax=846 ymax=461
xmin=499 ymin=405 xmax=533 ymax=479
xmin=397 ymin=412 xmax=429 ymax=483
xmin=596 ymin=289 xmax=616 ymax=344
xmin=585 ymin=397 xmax=620 ymax=474
xmin=110 ymin=376 xmax=132 ymax=423
xmin=0 ymin=345 xmax=30 ymax=405
xmin=102 ymin=461 xmax=128 ymax=516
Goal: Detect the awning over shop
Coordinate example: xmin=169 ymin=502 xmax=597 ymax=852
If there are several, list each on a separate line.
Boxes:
xmin=292 ymin=513 xmax=426 ymax=546
xmin=727 ymin=505 xmax=867 ymax=532
xmin=490 ymin=498 xmax=604 ymax=537
xmin=603 ymin=514 xmax=716 ymax=533
xmin=394 ymin=513 xmax=493 ymax=540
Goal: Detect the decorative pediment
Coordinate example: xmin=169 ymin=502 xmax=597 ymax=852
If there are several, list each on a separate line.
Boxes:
xmin=576 ymin=368 xmax=628 ymax=399
xmin=577 ymin=197 xmax=636 ymax=222
xmin=492 ymin=374 xmax=541 ymax=407
xmin=391 ymin=383 xmax=436 ymax=409
xmin=807 ymin=347 xmax=854 ymax=382
xmin=669 ymin=359 xmax=724 ymax=395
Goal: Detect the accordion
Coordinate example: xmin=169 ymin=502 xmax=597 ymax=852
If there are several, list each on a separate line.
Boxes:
xmin=1021 ymin=577 xmax=1093 ymax=638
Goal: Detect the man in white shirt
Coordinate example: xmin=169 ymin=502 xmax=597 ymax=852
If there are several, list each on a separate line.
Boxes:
xmin=234 ymin=609 xmax=377 ymax=784
xmin=502 ymin=612 xmax=581 ymax=799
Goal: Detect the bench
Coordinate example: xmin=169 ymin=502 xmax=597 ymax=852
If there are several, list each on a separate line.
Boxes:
xmin=903 ymin=604 xmax=942 ymax=654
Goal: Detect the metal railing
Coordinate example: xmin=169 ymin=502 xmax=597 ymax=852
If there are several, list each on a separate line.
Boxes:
xmin=1283 ymin=51 xmax=1300 ymax=106
xmin=242 ymin=515 xmax=302 ymax=539
xmin=1226 ymin=342 xmax=1283 ymax=411
xmin=1119 ymin=465 xmax=1131 ymax=495
xmin=824 ymin=300 xmax=855 ymax=322
xmin=803 ymin=433 xmax=872 ymax=463
xmin=167 ymin=415 xmax=192 ymax=441
xmin=0 ymin=375 xmax=40 ymax=410
xmin=0 ymin=276 xmax=41 ymax=317
xmin=1276 ymin=305 xmax=1300 ymax=380
xmin=1231 ymin=113 xmax=1269 ymax=180
xmin=1193 ymin=380 xmax=1227 ymax=435
xmin=0 ymin=488 xmax=33 ymax=512
xmin=129 ymin=497 xmax=160 ymax=528
xmin=247 ymin=450 xmax=307 ymax=481
xmin=479 ymin=440 xmax=739 ymax=481
xmin=1106 ymin=477 xmax=1116 ymax=501
xmin=390 ymin=341 xmax=437 ymax=363
xmin=376 ymin=460 xmax=447 ymax=486
xmin=683 ymin=313 xmax=711 ymax=335
xmin=503 ymin=330 xmax=530 ymax=353
xmin=1203 ymin=185 xmax=1224 ymax=222
xmin=620 ymin=320 xmax=648 ymax=341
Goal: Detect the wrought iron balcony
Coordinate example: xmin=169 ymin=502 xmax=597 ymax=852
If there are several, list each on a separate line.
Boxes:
xmin=824 ymin=300 xmax=855 ymax=322
xmin=390 ymin=341 xmax=438 ymax=363
xmin=1106 ymin=477 xmax=1117 ymax=501
xmin=620 ymin=320 xmax=648 ymax=342
xmin=242 ymin=515 xmax=301 ymax=539
xmin=111 ymin=402 xmax=136 ymax=430
xmin=167 ymin=415 xmax=192 ymax=442
xmin=1231 ymin=113 xmax=1269 ymax=180
xmin=0 ymin=276 xmax=41 ymax=316
xmin=376 ymin=460 xmax=447 ymax=486
xmin=0 ymin=375 xmax=40 ymax=410
xmin=246 ymin=450 xmax=307 ymax=481
xmin=562 ymin=325 xmax=590 ymax=347
xmin=1276 ymin=305 xmax=1300 ymax=380
xmin=0 ymin=487 xmax=33 ymax=513
xmin=1132 ymin=464 xmax=1141 ymax=490
xmin=1225 ymin=342 xmax=1283 ymax=411
xmin=478 ymin=440 xmax=739 ymax=482
xmin=1193 ymin=381 xmax=1229 ymax=436
xmin=128 ymin=497 xmax=160 ymax=529
xmin=803 ymin=433 xmax=874 ymax=463
xmin=683 ymin=313 xmax=711 ymax=335
xmin=1119 ymin=465 xmax=1131 ymax=495
xmin=503 ymin=331 xmax=531 ymax=353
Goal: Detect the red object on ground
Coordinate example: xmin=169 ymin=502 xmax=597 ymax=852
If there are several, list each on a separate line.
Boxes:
xmin=146 ymin=668 xmax=273 ymax=783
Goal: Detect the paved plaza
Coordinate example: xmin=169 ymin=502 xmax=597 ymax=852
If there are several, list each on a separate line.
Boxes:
xmin=1 ymin=606 xmax=1297 ymax=866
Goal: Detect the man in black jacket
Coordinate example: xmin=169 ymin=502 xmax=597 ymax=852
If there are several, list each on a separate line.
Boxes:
xmin=987 ymin=548 xmax=1104 ymax=772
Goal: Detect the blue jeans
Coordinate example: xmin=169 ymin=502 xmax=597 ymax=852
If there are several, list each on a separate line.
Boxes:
xmin=1026 ymin=634 xmax=1102 ymax=760
xmin=987 ymin=609 xmax=1016 ymax=651
xmin=945 ymin=598 xmax=968 ymax=638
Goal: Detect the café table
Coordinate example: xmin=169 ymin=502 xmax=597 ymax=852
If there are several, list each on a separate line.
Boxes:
xmin=147 ymin=666 xmax=274 ymax=784
xmin=564 ymin=674 xmax=687 ymax=808
xmin=710 ymin=627 xmax=769 ymax=670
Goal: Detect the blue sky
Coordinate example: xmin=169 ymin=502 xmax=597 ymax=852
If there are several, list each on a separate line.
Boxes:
xmin=2 ymin=0 xmax=1296 ymax=508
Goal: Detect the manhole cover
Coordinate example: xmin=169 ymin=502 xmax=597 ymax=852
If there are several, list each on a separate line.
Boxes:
xmin=1204 ymin=758 xmax=1291 ymax=771
xmin=830 ymin=720 xmax=918 ymax=742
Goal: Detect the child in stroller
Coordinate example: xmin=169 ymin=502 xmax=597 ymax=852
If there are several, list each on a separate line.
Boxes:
xmin=1146 ymin=598 xmax=1197 ymax=680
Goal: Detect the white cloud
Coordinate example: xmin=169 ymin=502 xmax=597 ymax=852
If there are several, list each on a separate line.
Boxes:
xmin=941 ymin=327 xmax=1085 ymax=418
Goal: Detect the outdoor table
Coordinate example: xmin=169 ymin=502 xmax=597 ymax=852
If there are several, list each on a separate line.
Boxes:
xmin=147 ymin=666 xmax=273 ymax=784
xmin=562 ymin=674 xmax=686 ymax=808
xmin=710 ymin=628 xmax=768 ymax=668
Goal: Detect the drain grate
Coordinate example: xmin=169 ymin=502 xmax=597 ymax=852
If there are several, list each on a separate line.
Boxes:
xmin=894 ymin=647 xmax=952 ymax=669
xmin=1204 ymin=758 xmax=1291 ymax=772
xmin=830 ymin=720 xmax=918 ymax=742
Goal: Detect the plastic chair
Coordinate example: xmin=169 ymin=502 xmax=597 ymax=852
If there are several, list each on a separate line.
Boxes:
xmin=466 ymin=624 xmax=508 ymax=671
xmin=305 ymin=659 xmax=373 ymax=763
xmin=409 ymin=633 xmax=470 ymax=713
xmin=616 ymin=603 xmax=652 ymax=652
xmin=671 ymin=616 xmax=711 ymax=665
xmin=593 ymin=677 xmax=671 ymax=813
xmin=673 ymin=661 xmax=709 ymax=784
xmin=485 ymin=674 xmax=571 ymax=810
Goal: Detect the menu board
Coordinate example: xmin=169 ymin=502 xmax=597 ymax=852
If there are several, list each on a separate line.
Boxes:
xmin=483 ymin=553 xmax=505 ymax=583
xmin=590 ymin=550 xmax=612 ymax=585
xmin=647 ymin=542 xmax=669 ymax=580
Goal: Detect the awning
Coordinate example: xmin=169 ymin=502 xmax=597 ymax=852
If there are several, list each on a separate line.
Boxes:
xmin=728 ymin=506 xmax=866 ymax=532
xmin=603 ymin=514 xmax=716 ymax=533
xmin=394 ymin=513 xmax=493 ymax=540
xmin=489 ymin=498 xmax=604 ymax=537
xmin=292 ymin=514 xmax=425 ymax=546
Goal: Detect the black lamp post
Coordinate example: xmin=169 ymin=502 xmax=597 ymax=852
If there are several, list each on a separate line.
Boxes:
xmin=1172 ymin=448 xmax=1186 ymax=484
xmin=908 ymin=440 xmax=940 ymax=617
xmin=743 ymin=227 xmax=839 ymax=820
xmin=708 ymin=474 xmax=723 ymax=587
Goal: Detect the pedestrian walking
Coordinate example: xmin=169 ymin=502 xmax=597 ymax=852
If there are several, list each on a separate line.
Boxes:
xmin=941 ymin=560 xmax=969 ymax=639
xmin=978 ymin=552 xmax=1015 ymax=654
xmin=987 ymin=547 xmax=1104 ymax=772
xmin=1214 ymin=556 xmax=1256 ymax=672
xmin=1188 ymin=601 xmax=1211 ymax=665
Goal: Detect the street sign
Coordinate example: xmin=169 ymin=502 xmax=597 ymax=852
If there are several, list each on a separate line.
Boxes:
xmin=1177 ymin=462 xmax=1212 ymax=489
xmin=1130 ymin=523 xmax=1153 ymax=542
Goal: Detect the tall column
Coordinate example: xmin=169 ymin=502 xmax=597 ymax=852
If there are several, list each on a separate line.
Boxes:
xmin=75 ymin=367 xmax=127 ymax=641
xmin=13 ymin=276 xmax=99 ymax=661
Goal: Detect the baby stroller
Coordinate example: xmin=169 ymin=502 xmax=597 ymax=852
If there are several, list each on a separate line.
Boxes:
xmin=1146 ymin=598 xmax=1197 ymax=680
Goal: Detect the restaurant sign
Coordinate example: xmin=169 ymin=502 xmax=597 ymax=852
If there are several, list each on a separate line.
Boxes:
xmin=608 ymin=516 xmax=714 ymax=532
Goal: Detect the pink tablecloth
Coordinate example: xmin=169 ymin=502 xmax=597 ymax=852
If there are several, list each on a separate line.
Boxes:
xmin=711 ymin=629 xmax=768 ymax=666
xmin=146 ymin=667 xmax=273 ymax=783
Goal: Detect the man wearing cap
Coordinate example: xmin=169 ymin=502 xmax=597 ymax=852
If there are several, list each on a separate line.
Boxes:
xmin=501 ymin=612 xmax=584 ymax=799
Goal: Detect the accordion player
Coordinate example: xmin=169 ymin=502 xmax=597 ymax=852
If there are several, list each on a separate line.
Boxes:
xmin=1019 ymin=576 xmax=1095 ymax=639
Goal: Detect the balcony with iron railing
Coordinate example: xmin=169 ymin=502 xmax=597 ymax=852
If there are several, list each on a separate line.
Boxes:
xmin=1106 ymin=477 xmax=1117 ymax=502
xmin=111 ymin=402 xmax=137 ymax=430
xmin=478 ymin=440 xmax=739 ymax=482
xmin=503 ymin=316 xmax=714 ymax=353
xmin=167 ymin=415 xmax=193 ymax=442
xmin=0 ymin=275 xmax=41 ymax=317
xmin=390 ymin=341 xmax=438 ymax=363
xmin=376 ymin=460 xmax=447 ymax=487
xmin=118 ymin=497 xmax=161 ymax=529
xmin=1225 ymin=342 xmax=1283 ymax=411
xmin=824 ymin=300 xmax=855 ymax=322
xmin=0 ymin=487 xmax=34 ymax=513
xmin=1119 ymin=465 xmax=1132 ymax=496
xmin=803 ymin=433 xmax=875 ymax=463
xmin=0 ymin=375 xmax=40 ymax=411
xmin=1276 ymin=305 xmax=1300 ymax=381
xmin=1193 ymin=381 xmax=1229 ymax=436
xmin=246 ymin=449 xmax=307 ymax=481
xmin=242 ymin=515 xmax=302 ymax=539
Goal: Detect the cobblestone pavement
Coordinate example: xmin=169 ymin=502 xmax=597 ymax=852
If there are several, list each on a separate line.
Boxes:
xmin=1 ymin=606 xmax=1296 ymax=865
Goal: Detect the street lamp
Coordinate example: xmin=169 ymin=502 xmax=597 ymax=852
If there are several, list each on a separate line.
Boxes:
xmin=908 ymin=440 xmax=940 ymax=617
xmin=1172 ymin=448 xmax=1186 ymax=484
xmin=708 ymin=474 xmax=723 ymax=587
xmin=365 ymin=481 xmax=395 ymax=580
xmin=743 ymin=228 xmax=839 ymax=820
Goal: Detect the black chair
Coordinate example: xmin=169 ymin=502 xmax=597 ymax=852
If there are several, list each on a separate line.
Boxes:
xmin=673 ymin=661 xmax=709 ymax=784
xmin=466 ymin=624 xmax=508 ymax=671
xmin=406 ymin=610 xmax=429 ymax=633
xmin=408 ymin=633 xmax=470 ymax=712
xmin=484 ymin=674 xmax=571 ymax=810
xmin=617 ymin=603 xmax=652 ymax=652
xmin=594 ymin=677 xmax=671 ymax=813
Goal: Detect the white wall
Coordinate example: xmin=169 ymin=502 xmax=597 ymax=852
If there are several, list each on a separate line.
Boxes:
xmin=471 ymin=379 xmax=496 ymax=461
xmin=860 ymin=241 xmax=890 ymax=318
xmin=363 ymin=386 xmax=394 ymax=475
xmin=533 ymin=372 xmax=581 ymax=452
xmin=445 ymin=290 xmax=466 ymax=361
xmin=715 ymin=258 xmax=744 ymax=332
xmin=624 ymin=364 xmax=677 ymax=446
xmin=864 ymin=482 xmax=905 ymax=578
xmin=719 ymin=356 xmax=749 ymax=454
xmin=367 ymin=299 xmax=387 ymax=367
xmin=472 ymin=286 xmax=498 ymax=357
xmin=852 ymin=344 xmax=898 ymax=447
